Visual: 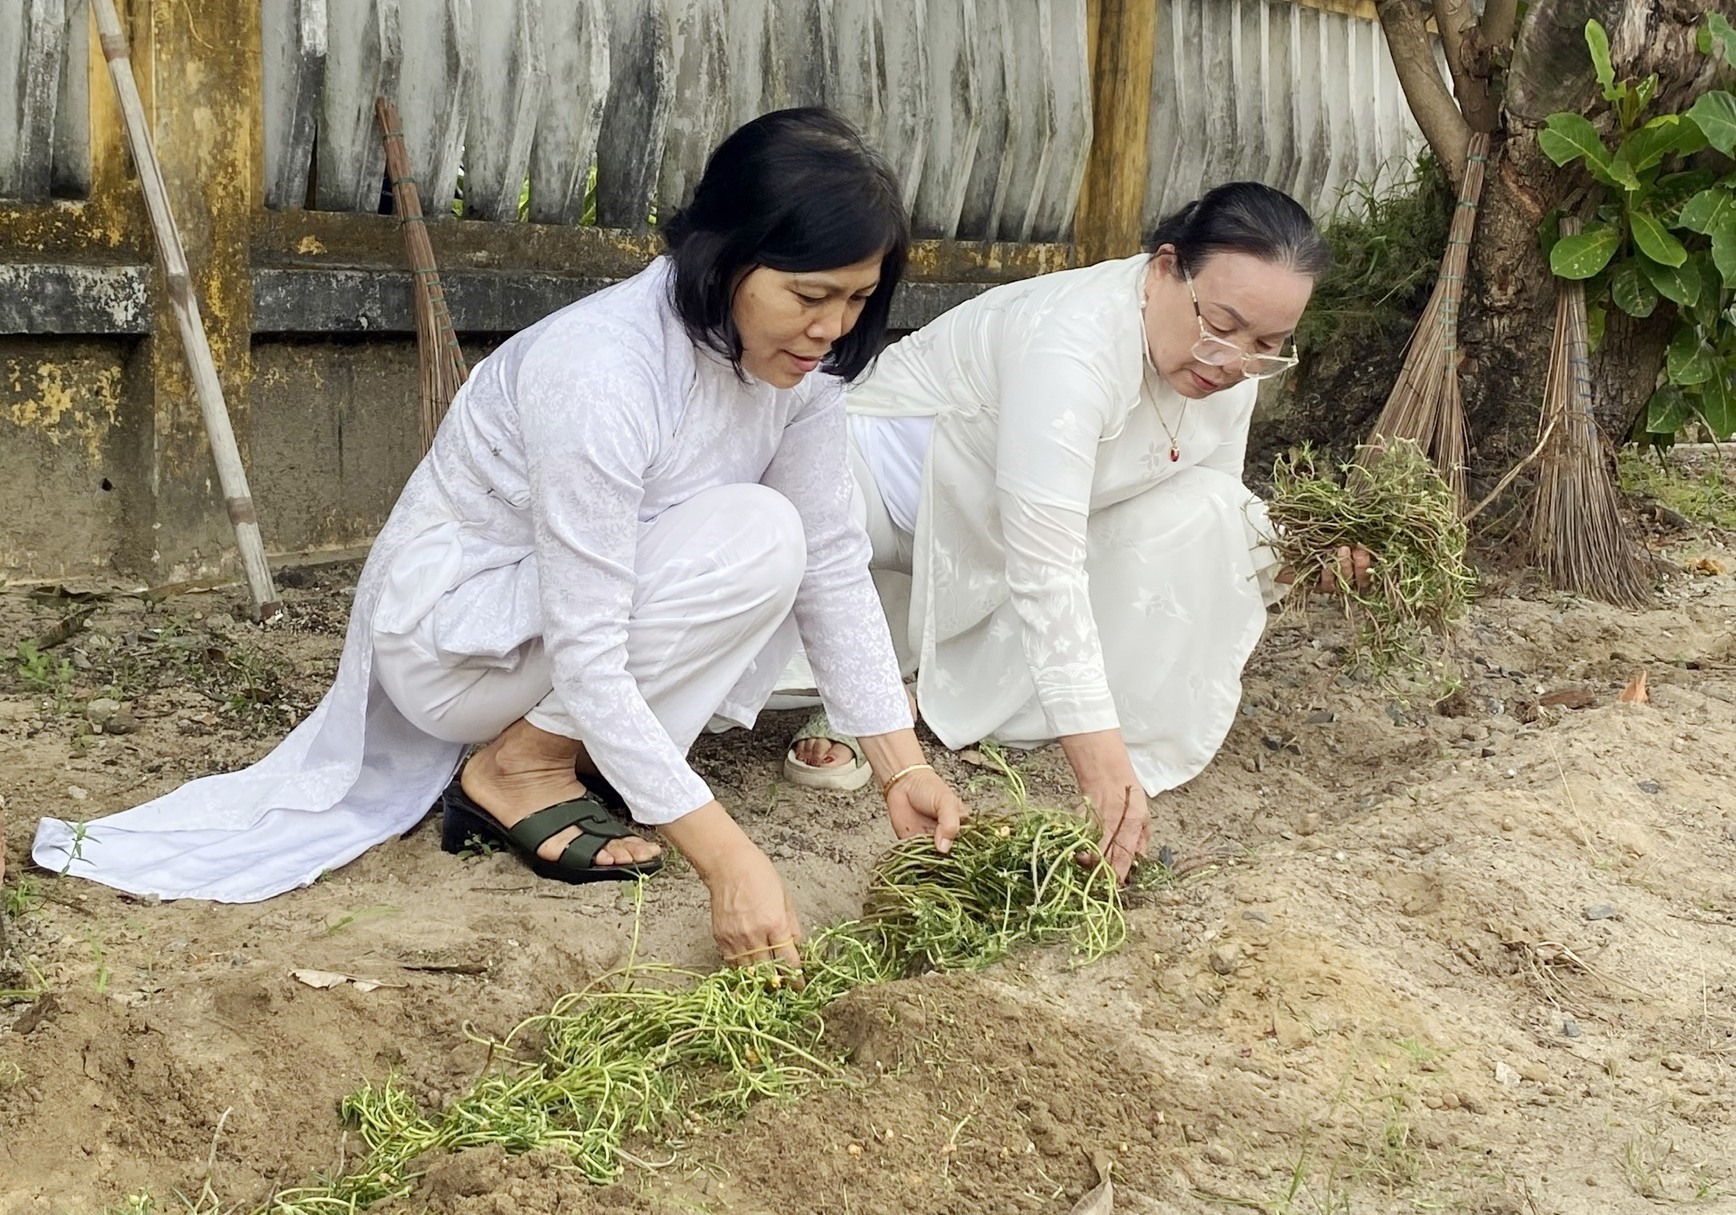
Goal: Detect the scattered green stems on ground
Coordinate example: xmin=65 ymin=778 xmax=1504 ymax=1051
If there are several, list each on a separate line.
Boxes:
xmin=244 ymin=807 xmax=1126 ymax=1212
xmin=1267 ymin=441 xmax=1474 ymax=679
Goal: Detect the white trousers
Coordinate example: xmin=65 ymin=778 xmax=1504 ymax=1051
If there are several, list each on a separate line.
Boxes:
xmin=777 ymin=446 xmax=1274 ymax=797
xmin=372 ymin=483 xmax=807 ymax=755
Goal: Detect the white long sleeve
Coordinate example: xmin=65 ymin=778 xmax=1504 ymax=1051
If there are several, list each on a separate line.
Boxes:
xmin=992 ymin=345 xmax=1123 ymax=736
xmin=459 ymin=261 xmax=908 ymax=820
xmin=515 ymin=340 xmax=717 ymax=820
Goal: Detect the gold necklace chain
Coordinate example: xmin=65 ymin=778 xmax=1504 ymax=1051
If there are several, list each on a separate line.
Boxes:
xmin=1141 ymin=266 xmax=1189 ymax=462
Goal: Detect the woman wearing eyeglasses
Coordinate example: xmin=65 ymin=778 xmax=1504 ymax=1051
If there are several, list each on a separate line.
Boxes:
xmin=781 ymin=182 xmax=1356 ymax=881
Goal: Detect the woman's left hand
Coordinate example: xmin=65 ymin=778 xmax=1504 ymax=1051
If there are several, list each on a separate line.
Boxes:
xmin=887 ymin=769 xmax=968 ymax=853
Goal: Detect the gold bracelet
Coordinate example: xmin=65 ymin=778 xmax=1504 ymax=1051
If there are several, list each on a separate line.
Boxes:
xmin=880 ymin=761 xmax=934 ymax=798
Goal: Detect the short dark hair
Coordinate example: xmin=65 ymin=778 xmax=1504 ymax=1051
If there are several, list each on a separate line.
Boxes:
xmin=662 ymin=108 xmax=909 ymax=382
xmin=1146 ymin=182 xmax=1332 ymax=278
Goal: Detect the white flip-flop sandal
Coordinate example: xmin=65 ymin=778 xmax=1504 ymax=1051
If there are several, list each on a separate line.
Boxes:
xmin=783 ymin=708 xmax=874 ymax=791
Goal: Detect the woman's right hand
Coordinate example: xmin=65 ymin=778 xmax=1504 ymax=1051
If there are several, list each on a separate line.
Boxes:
xmin=1060 ymin=729 xmax=1152 ymax=883
xmin=704 ymin=838 xmax=803 ymax=968
xmin=659 ymin=801 xmax=803 ymax=968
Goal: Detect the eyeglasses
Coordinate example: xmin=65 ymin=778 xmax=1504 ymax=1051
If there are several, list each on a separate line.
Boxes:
xmin=1184 ymin=272 xmax=1299 ymax=381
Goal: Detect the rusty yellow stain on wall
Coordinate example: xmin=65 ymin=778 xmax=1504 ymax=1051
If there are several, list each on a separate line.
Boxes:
xmin=4 ymin=359 xmax=124 ymax=462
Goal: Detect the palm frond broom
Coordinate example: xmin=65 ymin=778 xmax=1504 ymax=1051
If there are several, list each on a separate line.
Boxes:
xmin=1361 ymin=133 xmax=1491 ymax=511
xmin=1527 ymin=217 xmax=1651 ymax=607
xmin=376 ymin=98 xmax=469 ymax=453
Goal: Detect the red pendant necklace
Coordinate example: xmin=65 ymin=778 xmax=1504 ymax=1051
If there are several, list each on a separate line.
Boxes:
xmin=1156 ymin=399 xmax=1188 ymax=462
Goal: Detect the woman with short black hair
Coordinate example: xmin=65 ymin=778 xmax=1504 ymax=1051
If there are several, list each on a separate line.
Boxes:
xmin=782 ymin=181 xmax=1361 ymax=880
xmin=36 ymin=108 xmax=965 ymax=970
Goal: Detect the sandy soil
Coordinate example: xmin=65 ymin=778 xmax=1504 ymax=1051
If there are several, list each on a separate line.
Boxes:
xmin=2 ymin=491 xmax=1733 ymax=1215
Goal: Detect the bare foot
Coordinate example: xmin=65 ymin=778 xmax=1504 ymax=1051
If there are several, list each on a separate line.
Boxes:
xmin=790 ymin=688 xmax=918 ymax=770
xmin=792 ymin=737 xmax=857 ymax=768
xmin=463 ymin=721 xmax=659 ymax=868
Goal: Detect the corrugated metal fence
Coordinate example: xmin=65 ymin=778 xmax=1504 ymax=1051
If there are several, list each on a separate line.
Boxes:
xmin=4 ymin=0 xmax=1428 ymax=233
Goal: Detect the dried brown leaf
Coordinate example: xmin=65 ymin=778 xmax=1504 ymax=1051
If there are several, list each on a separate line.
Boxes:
xmin=1617 ymin=670 xmax=1649 ymax=705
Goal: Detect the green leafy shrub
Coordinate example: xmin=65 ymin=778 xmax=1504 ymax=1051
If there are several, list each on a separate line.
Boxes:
xmin=1540 ymin=15 xmax=1736 ymax=442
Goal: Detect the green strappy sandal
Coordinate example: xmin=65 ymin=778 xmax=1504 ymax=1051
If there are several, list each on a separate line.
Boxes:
xmin=439 ymin=779 xmax=662 ymax=884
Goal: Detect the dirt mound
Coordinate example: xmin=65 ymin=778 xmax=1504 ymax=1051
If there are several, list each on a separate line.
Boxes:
xmin=3 ymin=521 xmax=1735 ymax=1214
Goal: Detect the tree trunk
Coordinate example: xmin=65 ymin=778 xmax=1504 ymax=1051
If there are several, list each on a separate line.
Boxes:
xmin=1462 ymin=0 xmax=1713 ymax=470
xmin=1453 ymin=129 xmax=1673 ymax=482
xmin=1270 ymin=0 xmax=1716 ymax=484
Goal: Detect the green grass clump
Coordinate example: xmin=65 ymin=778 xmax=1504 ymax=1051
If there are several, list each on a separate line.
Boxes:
xmin=1295 ymin=158 xmax=1453 ymax=355
xmin=241 ymin=804 xmax=1125 ymax=1211
xmin=1267 ymin=441 xmax=1474 ymax=678
xmin=11 ymin=640 xmax=74 ymax=698
xmin=1618 ymin=450 xmax=1736 ymax=531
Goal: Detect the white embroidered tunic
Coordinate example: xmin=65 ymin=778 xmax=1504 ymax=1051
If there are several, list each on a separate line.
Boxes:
xmin=848 ymin=254 xmax=1280 ymax=793
xmin=33 ymin=260 xmax=910 ymax=901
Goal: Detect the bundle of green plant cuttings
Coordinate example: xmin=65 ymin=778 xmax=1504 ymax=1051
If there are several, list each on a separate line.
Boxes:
xmin=1266 ymin=440 xmax=1474 ymax=680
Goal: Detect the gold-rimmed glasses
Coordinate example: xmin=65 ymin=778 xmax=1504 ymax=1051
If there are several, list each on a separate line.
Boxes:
xmin=1184 ymin=271 xmax=1299 ymax=380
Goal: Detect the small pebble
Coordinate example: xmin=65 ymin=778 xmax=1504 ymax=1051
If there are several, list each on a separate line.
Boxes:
xmin=1203 ymin=1143 xmax=1235 ymax=1167
xmin=1637 ymin=780 xmax=1662 ymax=794
xmin=1297 ymin=812 xmax=1321 ymax=836
xmin=1208 ymin=947 xmax=1241 ymax=976
xmin=1262 ymin=734 xmax=1285 ymax=751
xmin=1661 ymin=1054 xmax=1686 ymax=1073
xmin=1480 ymin=747 xmax=1497 ymax=758
xmin=1561 ymin=1019 xmax=1582 ymax=1039
xmin=66 ymin=785 xmax=89 ymax=801
xmin=1333 ymin=850 xmax=1348 ymax=862
xmin=1242 ymin=910 xmax=1271 ymax=925
xmin=84 ymin=697 xmax=121 ymax=727
xmin=1500 ymin=817 xmax=1515 ymax=832
xmin=1306 ymin=710 xmax=1335 ymax=725
xmin=1582 ymin=904 xmax=1617 ymax=921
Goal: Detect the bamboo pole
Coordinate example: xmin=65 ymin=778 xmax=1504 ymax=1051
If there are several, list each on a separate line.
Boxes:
xmin=1076 ymin=0 xmax=1161 ymax=265
xmin=91 ymin=0 xmax=281 ymax=621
